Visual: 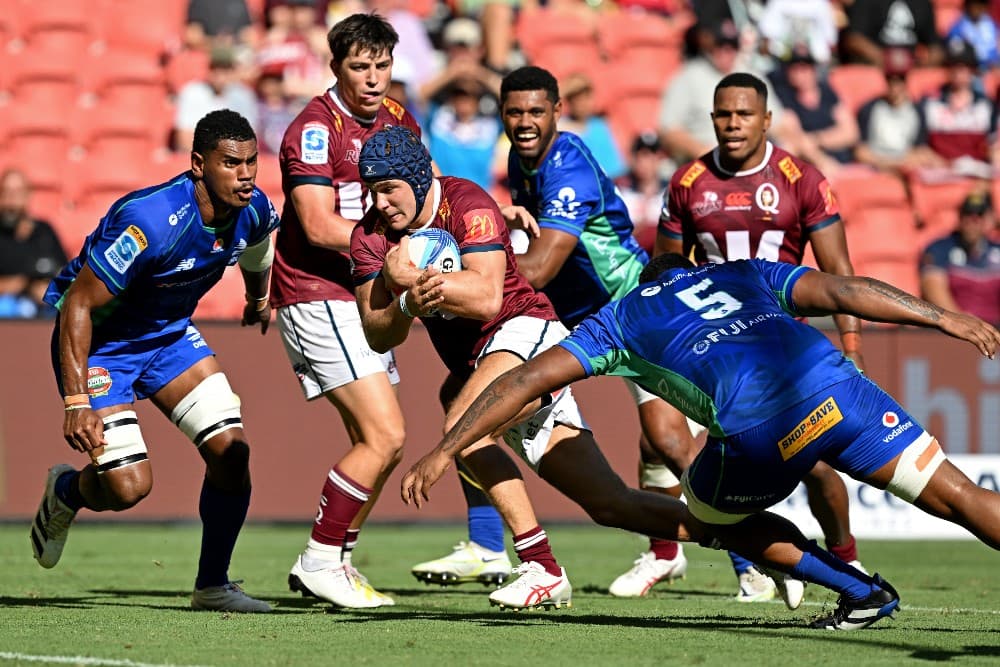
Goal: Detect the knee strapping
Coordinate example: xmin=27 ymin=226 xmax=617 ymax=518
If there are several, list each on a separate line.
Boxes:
xmin=170 ymin=373 xmax=243 ymax=448
xmin=96 ymin=411 xmax=148 ymax=473
xmin=886 ymin=432 xmax=945 ymax=503
xmin=639 ymin=461 xmax=680 ymax=488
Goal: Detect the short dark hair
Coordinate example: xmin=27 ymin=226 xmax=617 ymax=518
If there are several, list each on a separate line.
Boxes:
xmin=714 ymin=72 xmax=768 ymax=107
xmin=501 ymin=66 xmax=560 ymax=104
xmin=327 ymin=12 xmax=399 ymax=62
xmin=639 ymin=253 xmax=695 ymax=283
xmin=192 ymin=109 xmax=256 ymax=155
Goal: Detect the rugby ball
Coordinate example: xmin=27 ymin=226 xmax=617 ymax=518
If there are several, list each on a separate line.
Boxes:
xmin=408 ymin=228 xmax=461 ymax=273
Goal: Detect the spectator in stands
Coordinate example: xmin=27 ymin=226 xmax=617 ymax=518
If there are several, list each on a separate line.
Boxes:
xmin=757 ymin=0 xmax=838 ymax=69
xmin=841 ymin=0 xmax=943 ymax=67
xmin=389 ymin=57 xmax=422 ymax=125
xmin=0 ymin=169 xmax=67 ymax=319
xmin=659 ymin=20 xmax=787 ymax=165
xmin=257 ymin=0 xmax=330 ymax=100
xmin=174 ymin=46 xmax=259 ymax=151
xmin=417 ymin=18 xmax=502 ymax=112
xmin=425 ymin=77 xmax=504 ymax=190
xmin=919 ymin=38 xmax=998 ymax=175
xmin=920 ymin=190 xmax=1000 ymax=324
xmin=263 ymin=0 xmax=327 ymax=29
xmin=369 ymin=0 xmax=438 ymax=93
xmin=945 ymin=0 xmax=1000 ymax=70
xmin=616 ymin=131 xmax=669 ymax=254
xmin=557 ymin=72 xmax=627 ymax=180
xmin=769 ymin=43 xmax=859 ymax=174
xmin=184 ymin=0 xmax=255 ymax=52
xmin=855 ymin=47 xmax=944 ymax=174
xmin=255 ymin=71 xmax=300 ymax=155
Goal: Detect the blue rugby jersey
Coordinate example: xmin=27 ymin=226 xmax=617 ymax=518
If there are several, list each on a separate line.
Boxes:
xmin=45 ymin=173 xmax=280 ymax=342
xmin=508 ymin=132 xmax=648 ymax=327
xmin=559 ymin=259 xmax=860 ymax=437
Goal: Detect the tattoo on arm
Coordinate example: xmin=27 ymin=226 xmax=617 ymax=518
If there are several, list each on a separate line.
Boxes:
xmin=848 ymin=278 xmax=943 ymax=322
xmin=442 ymin=381 xmax=510 ymax=457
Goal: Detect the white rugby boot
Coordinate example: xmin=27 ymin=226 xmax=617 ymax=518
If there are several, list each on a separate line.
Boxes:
xmin=411 ymin=541 xmax=512 ymax=586
xmin=608 ymin=546 xmax=688 ymax=597
xmin=30 ymin=464 xmax=78 ymax=568
xmin=288 ymin=555 xmax=385 ymax=608
xmin=488 ymin=562 xmax=572 ymax=610
xmin=735 ymin=566 xmax=777 ymax=603
xmin=345 ymin=563 xmax=395 ymax=606
xmin=191 ymin=581 xmax=272 ymax=613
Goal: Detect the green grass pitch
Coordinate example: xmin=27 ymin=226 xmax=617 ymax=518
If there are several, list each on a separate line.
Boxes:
xmin=2 ymin=523 xmax=999 ymax=666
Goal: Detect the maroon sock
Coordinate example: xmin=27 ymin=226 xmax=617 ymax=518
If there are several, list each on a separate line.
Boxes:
xmin=310 ymin=466 xmax=371 ymax=547
xmin=828 ymin=535 xmax=858 ymax=563
xmin=649 ymin=538 xmax=679 ymax=561
xmin=513 ymin=526 xmax=561 ymax=577
xmin=342 ymin=528 xmax=360 ymax=562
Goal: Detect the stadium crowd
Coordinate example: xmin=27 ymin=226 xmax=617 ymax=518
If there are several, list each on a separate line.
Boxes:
xmin=0 ymin=0 xmax=998 ymax=322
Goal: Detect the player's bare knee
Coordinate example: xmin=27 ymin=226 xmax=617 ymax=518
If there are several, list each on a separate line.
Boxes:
xmin=101 ymin=465 xmax=152 ymax=510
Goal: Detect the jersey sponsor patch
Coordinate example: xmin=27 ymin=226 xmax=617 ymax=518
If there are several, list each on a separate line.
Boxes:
xmin=103 ymin=225 xmax=147 ymax=274
xmin=383 ymin=97 xmax=405 ymax=120
xmin=463 ymin=207 xmax=498 ymax=240
xmin=679 ymin=161 xmax=706 ymax=188
xmin=819 ymin=179 xmax=838 ymax=216
xmin=778 ymin=156 xmax=802 ymax=184
xmin=301 ymin=122 xmax=329 ymax=165
xmin=777 ymin=396 xmax=842 ymax=460
xmin=87 ymin=366 xmax=113 ymax=397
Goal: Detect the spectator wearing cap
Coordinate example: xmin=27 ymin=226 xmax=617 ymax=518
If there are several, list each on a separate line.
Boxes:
xmin=841 ymin=0 xmax=943 ymax=67
xmin=918 ymin=38 xmax=998 ymax=171
xmin=855 ymin=48 xmax=944 ymax=174
xmin=769 ymin=43 xmax=859 ymax=174
xmin=658 ymin=20 xmax=789 ymax=164
xmin=946 ymin=0 xmax=1000 ymax=70
xmin=424 ymin=77 xmax=504 ymax=191
xmin=920 ymin=191 xmax=1000 ymax=325
xmin=173 ymin=46 xmax=259 ymax=150
xmin=558 ymin=72 xmax=626 ymax=180
xmin=417 ymin=18 xmax=502 ymax=111
xmin=616 ymin=132 xmax=669 ymax=254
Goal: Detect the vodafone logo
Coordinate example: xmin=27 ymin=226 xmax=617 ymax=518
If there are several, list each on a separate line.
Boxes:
xmin=882 ymin=412 xmax=899 ymax=427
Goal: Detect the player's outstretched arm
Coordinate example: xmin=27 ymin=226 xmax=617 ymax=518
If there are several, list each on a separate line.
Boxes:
xmin=793 ymin=271 xmax=1000 ymax=358
xmin=59 ymin=265 xmax=115 ymax=453
xmin=401 ymin=346 xmax=586 ymax=507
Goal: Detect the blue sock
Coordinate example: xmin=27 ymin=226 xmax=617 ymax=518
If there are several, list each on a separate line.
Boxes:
xmin=728 ymin=551 xmax=756 ymax=575
xmin=195 ymin=478 xmax=250 ymax=590
xmin=54 ymin=470 xmax=84 ymax=512
xmin=468 ymin=505 xmax=504 ymax=552
xmin=790 ymin=540 xmax=873 ymax=601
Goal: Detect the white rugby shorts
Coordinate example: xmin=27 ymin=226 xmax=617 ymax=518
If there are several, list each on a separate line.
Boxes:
xmin=277 ymin=300 xmax=399 ymax=400
xmin=482 ymin=316 xmax=588 ymax=469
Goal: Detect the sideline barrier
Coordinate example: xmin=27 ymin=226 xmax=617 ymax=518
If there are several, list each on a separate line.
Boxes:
xmin=0 ymin=319 xmax=997 ymax=524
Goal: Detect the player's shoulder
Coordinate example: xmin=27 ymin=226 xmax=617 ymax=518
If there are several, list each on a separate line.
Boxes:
xmin=672 ymin=155 xmax=710 ymax=189
xmin=110 ymin=175 xmax=192 ymax=230
xmin=379 ymin=96 xmax=420 ymax=131
xmin=438 ymin=177 xmax=502 ymax=241
xmin=769 ymin=145 xmax=821 ymax=185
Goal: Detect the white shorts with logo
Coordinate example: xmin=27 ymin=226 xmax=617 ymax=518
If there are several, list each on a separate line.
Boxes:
xmin=277 ymin=300 xmax=399 ymax=400
xmin=482 ymin=316 xmax=589 ymax=469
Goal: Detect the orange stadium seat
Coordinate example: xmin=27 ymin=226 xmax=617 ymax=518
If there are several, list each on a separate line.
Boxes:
xmin=17 ymin=0 xmax=96 ymax=40
xmin=828 ymin=64 xmax=887 ymax=115
xmin=6 ymin=28 xmax=97 ymax=87
xmin=908 ymin=176 xmax=980 ymax=233
xmin=906 ymin=66 xmax=949 ymax=101
xmin=57 ymin=204 xmax=105 ymax=257
xmin=516 ymin=9 xmax=596 ymax=66
xmin=934 ymin=6 xmax=962 ymax=35
xmin=87 ymin=50 xmax=166 ymax=94
xmin=2 ymin=79 xmax=83 ymax=141
xmin=597 ymin=12 xmax=681 ymax=60
xmin=28 ymin=185 xmax=68 ymax=222
xmin=255 ymin=155 xmax=285 ymax=213
xmin=96 ymin=0 xmax=186 ymax=57
xmin=831 ymin=170 xmax=908 ymax=219
xmin=844 ymin=206 xmax=922 ymax=295
xmin=4 ymin=132 xmax=74 ymax=192
xmin=165 ymin=49 xmax=211 ymax=94
xmin=528 ymin=42 xmax=604 ymax=81
xmin=81 ymin=80 xmax=174 ymax=148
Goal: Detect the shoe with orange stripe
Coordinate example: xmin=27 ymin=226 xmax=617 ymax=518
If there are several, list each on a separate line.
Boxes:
xmin=488 ymin=562 xmax=572 ymax=610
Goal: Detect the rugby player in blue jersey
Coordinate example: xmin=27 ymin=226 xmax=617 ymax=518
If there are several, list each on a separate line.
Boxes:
xmin=402 ymin=253 xmax=1000 ymax=630
xmin=30 ymin=109 xmax=280 ymax=613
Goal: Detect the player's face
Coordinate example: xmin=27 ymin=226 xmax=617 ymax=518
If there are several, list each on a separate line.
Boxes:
xmin=501 ymin=89 xmax=561 ymax=168
xmin=333 ymin=47 xmax=393 ymax=120
xmin=711 ymin=86 xmax=771 ymax=170
xmin=194 ymin=139 xmax=258 ymax=209
xmin=369 ymin=179 xmax=419 ymax=230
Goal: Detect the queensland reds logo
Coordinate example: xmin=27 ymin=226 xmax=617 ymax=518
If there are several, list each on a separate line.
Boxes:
xmin=691 ymin=191 xmax=721 ymax=218
xmin=882 ymin=411 xmax=899 ymax=427
xmin=755 ymin=183 xmax=780 ymax=218
xmin=345 ymin=138 xmax=362 ymax=164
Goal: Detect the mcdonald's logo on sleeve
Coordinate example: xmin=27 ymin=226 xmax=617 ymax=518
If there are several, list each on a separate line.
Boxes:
xmin=463 ymin=208 xmax=498 ymax=240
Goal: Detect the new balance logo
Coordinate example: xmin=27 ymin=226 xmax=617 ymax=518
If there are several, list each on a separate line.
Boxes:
xmin=174 ymin=258 xmax=196 ymax=271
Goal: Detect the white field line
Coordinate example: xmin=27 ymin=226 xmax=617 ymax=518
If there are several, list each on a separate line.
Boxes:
xmin=0 ymin=652 xmax=214 ymax=667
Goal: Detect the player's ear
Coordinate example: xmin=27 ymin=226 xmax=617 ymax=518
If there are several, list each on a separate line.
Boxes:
xmin=762 ymin=110 xmax=772 ymax=133
xmin=190 ymin=151 xmax=205 ymax=178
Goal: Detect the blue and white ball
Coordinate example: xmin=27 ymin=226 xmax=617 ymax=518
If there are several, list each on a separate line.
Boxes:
xmin=408 ymin=228 xmax=461 ymax=273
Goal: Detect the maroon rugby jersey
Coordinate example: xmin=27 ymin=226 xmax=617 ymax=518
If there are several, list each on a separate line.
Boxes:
xmin=271 ymin=88 xmax=421 ymax=307
xmin=351 ymin=176 xmax=557 ymax=377
xmin=658 ymin=142 xmax=840 ymax=265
